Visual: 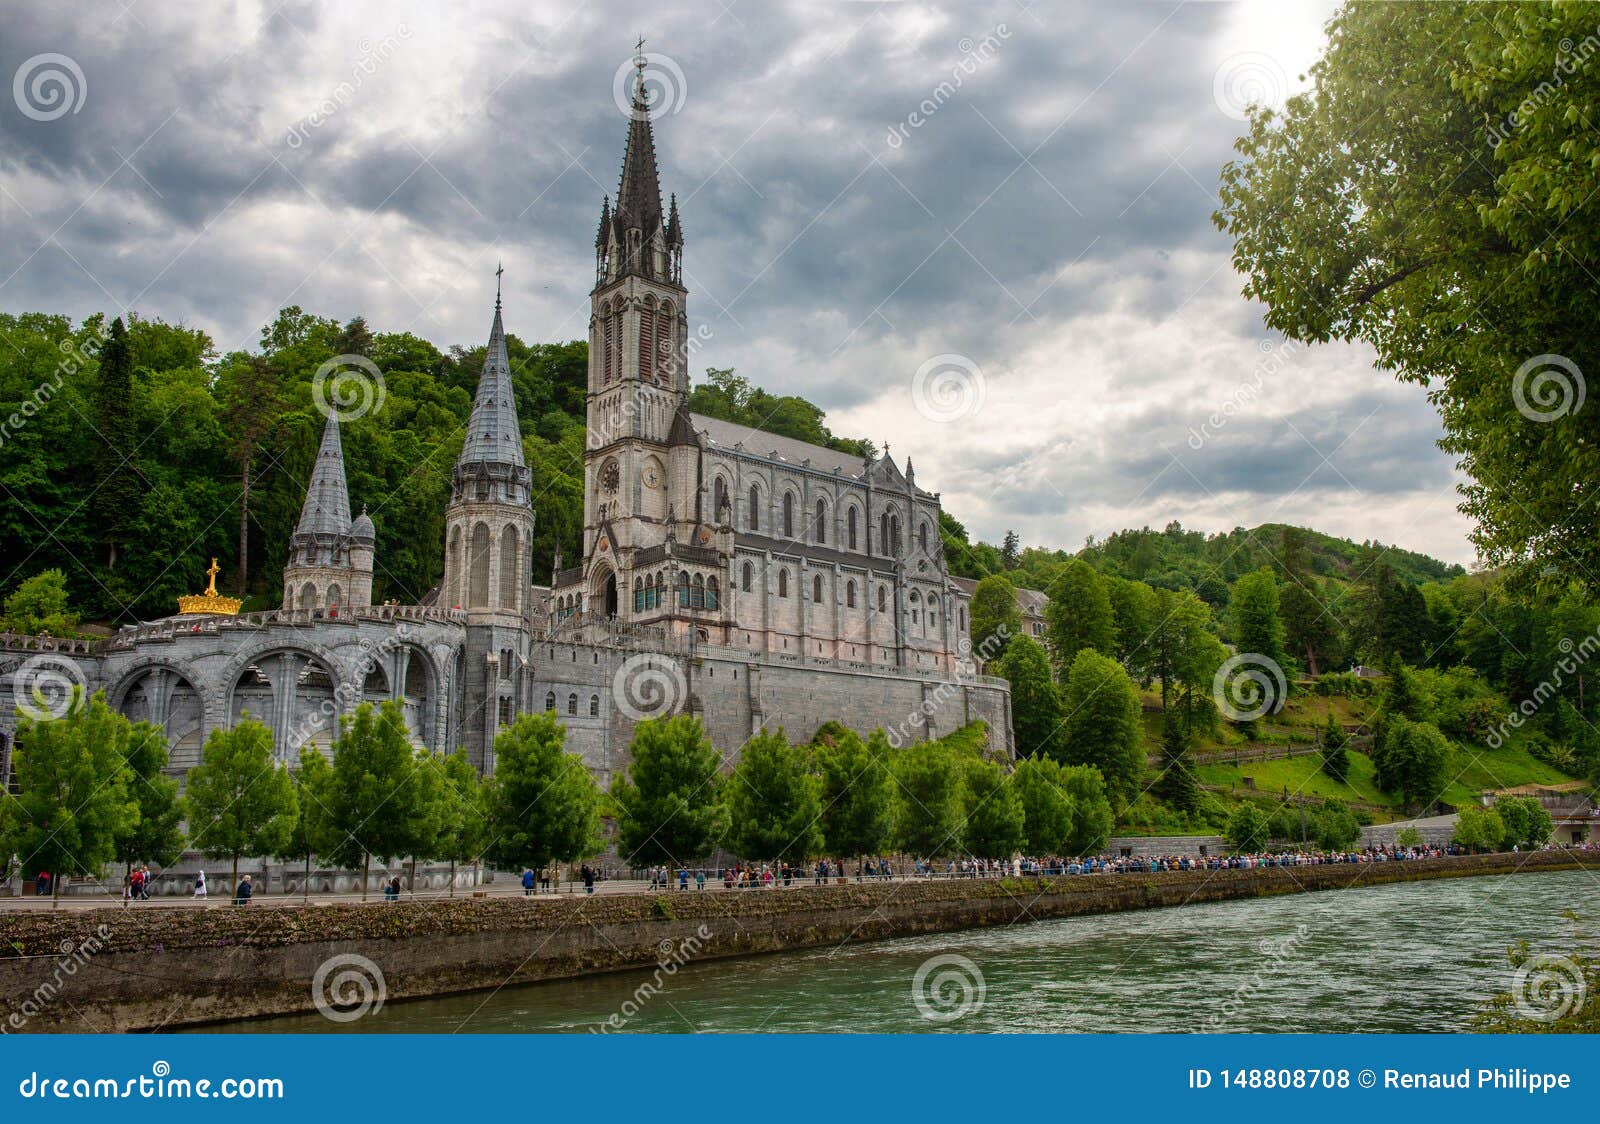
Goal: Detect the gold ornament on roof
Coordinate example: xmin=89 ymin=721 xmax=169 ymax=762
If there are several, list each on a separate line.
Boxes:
xmin=177 ymin=557 xmax=242 ymax=616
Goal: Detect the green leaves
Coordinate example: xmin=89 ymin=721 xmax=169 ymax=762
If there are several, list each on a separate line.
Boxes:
xmin=182 ymin=718 xmax=298 ymax=872
xmin=1214 ymin=1 xmax=1600 ymax=593
xmin=611 ymin=715 xmax=727 ymax=868
xmin=482 ymin=712 xmax=600 ymax=872
xmin=725 ymin=730 xmax=821 ymax=863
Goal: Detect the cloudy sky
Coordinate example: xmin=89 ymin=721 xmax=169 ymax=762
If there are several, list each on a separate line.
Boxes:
xmin=0 ymin=0 xmax=1478 ymax=566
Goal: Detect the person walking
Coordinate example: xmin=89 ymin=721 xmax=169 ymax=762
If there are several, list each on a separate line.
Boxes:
xmin=679 ymin=867 xmax=689 ymax=892
xmin=194 ymin=871 xmax=207 ymax=899
xmin=581 ymin=865 xmax=596 ymax=895
xmin=522 ymin=868 xmax=535 ymax=896
xmin=233 ymin=873 xmax=253 ymax=906
xmin=139 ymin=866 xmax=152 ymax=900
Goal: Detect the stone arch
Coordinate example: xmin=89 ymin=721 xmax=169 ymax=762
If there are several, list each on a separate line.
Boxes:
xmin=299 ymin=581 xmax=317 ymax=611
xmin=224 ymin=642 xmax=350 ymax=761
xmin=110 ymin=662 xmax=206 ymax=773
xmin=469 ymin=522 xmax=491 ymax=607
xmin=326 ymin=583 xmax=342 ymax=610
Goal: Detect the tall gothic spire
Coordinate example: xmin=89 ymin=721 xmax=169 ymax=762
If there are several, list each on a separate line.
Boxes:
xmin=458 ymin=275 xmax=526 ymax=472
xmin=294 ymin=412 xmax=352 ymax=538
xmin=613 ymin=56 xmax=665 ymax=239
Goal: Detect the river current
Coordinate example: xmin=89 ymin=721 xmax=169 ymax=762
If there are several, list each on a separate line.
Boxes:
xmin=200 ymin=869 xmax=1600 ymax=1034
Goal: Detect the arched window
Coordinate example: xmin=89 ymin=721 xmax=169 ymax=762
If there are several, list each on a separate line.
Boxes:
xmin=692 ymin=574 xmax=706 ymax=609
xmin=783 ymin=492 xmax=794 ymax=538
xmin=778 ymin=570 xmax=788 ymax=598
xmin=633 ymin=576 xmax=645 ymax=613
xmin=713 ymin=477 xmax=728 ymax=521
xmin=589 ymin=695 xmax=600 ymax=717
xmin=741 ymin=562 xmax=753 ymax=592
xmin=653 ymin=571 xmax=664 ymax=608
xmin=567 ymin=693 xmax=578 ymax=715
xmin=706 ymin=576 xmax=720 ymax=610
xmin=878 ymin=586 xmax=887 ymax=612
xmin=748 ymin=484 xmax=760 ymax=531
xmin=469 ymin=523 xmax=491 ymax=607
xmin=604 ymin=304 xmax=619 ymax=384
xmin=813 ymin=574 xmax=823 ymax=603
xmin=327 ymin=583 xmax=342 ymax=609
xmin=847 ymin=580 xmax=857 ymax=608
xmin=299 ymin=582 xmax=316 ymax=610
xmin=847 ymin=507 xmax=858 ymax=550
xmin=499 ymin=525 xmax=519 ymax=610
xmin=919 ymin=522 xmax=928 ymax=553
xmin=677 ymin=571 xmax=691 ymax=607
xmin=545 ymin=691 xmax=556 ymax=711
xmin=639 ymin=296 xmax=656 ymax=380
xmin=815 ymin=499 xmax=826 ymax=543
xmin=880 ymin=512 xmax=890 ymax=554
xmin=960 ymin=606 xmax=967 ymax=631
xmin=656 ymin=302 xmax=673 ymax=381
xmin=891 ymin=515 xmax=901 ymax=555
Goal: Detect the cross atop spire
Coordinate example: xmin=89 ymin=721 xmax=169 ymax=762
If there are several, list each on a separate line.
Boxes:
xmin=495 ymin=261 xmax=504 ymax=310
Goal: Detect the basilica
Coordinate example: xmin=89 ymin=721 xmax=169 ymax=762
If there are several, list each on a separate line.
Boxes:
xmin=0 ymin=67 xmax=1012 ymax=792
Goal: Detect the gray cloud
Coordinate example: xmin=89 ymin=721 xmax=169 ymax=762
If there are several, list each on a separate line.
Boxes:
xmin=0 ymin=0 xmax=1475 ymax=563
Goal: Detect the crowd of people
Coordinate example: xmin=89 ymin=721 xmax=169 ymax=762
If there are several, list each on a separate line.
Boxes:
xmin=623 ymin=843 xmax=1471 ymax=890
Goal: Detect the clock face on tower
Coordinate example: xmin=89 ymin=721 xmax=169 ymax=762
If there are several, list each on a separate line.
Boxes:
xmin=600 ymin=460 xmax=620 ymax=495
xmin=642 ymin=465 xmax=660 ymax=489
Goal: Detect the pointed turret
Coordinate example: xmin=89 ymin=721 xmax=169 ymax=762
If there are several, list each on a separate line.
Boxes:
xmin=665 ymin=193 xmax=682 ymax=247
xmin=596 ymin=195 xmax=611 ymax=249
xmin=295 ymin=413 xmax=352 ymax=538
xmin=455 ymin=272 xmax=529 ymax=497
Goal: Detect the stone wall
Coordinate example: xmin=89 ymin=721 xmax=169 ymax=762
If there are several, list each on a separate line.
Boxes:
xmin=2 ymin=849 xmax=1591 ymax=1033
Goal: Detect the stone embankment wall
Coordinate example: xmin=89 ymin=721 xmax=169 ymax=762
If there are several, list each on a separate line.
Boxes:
xmin=1 ymin=850 xmax=1592 ymax=1032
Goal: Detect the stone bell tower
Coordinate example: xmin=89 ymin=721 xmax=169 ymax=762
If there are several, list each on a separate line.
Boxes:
xmin=440 ymin=271 xmax=534 ymax=770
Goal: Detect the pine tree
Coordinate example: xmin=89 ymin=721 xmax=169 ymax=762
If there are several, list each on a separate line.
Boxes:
xmin=220 ymin=355 xmax=284 ymax=597
xmin=92 ymin=317 xmax=140 ymax=569
xmin=1000 ymin=530 xmax=1020 ymax=570
xmin=1155 ymin=714 xmax=1200 ymax=813
xmin=1320 ymin=711 xmax=1350 ymax=783
xmin=1277 ymin=527 xmax=1333 ymax=675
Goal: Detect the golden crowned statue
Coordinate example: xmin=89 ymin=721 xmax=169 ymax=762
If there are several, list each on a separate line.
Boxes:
xmin=177 ymin=558 xmax=242 ymax=616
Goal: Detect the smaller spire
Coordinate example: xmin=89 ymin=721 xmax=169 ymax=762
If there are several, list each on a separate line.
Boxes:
xmin=596 ymin=196 xmax=611 ymax=249
xmin=666 ymin=193 xmax=682 ymax=246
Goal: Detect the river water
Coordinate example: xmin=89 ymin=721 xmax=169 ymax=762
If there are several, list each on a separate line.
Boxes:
xmin=203 ymin=870 xmax=1600 ymax=1034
